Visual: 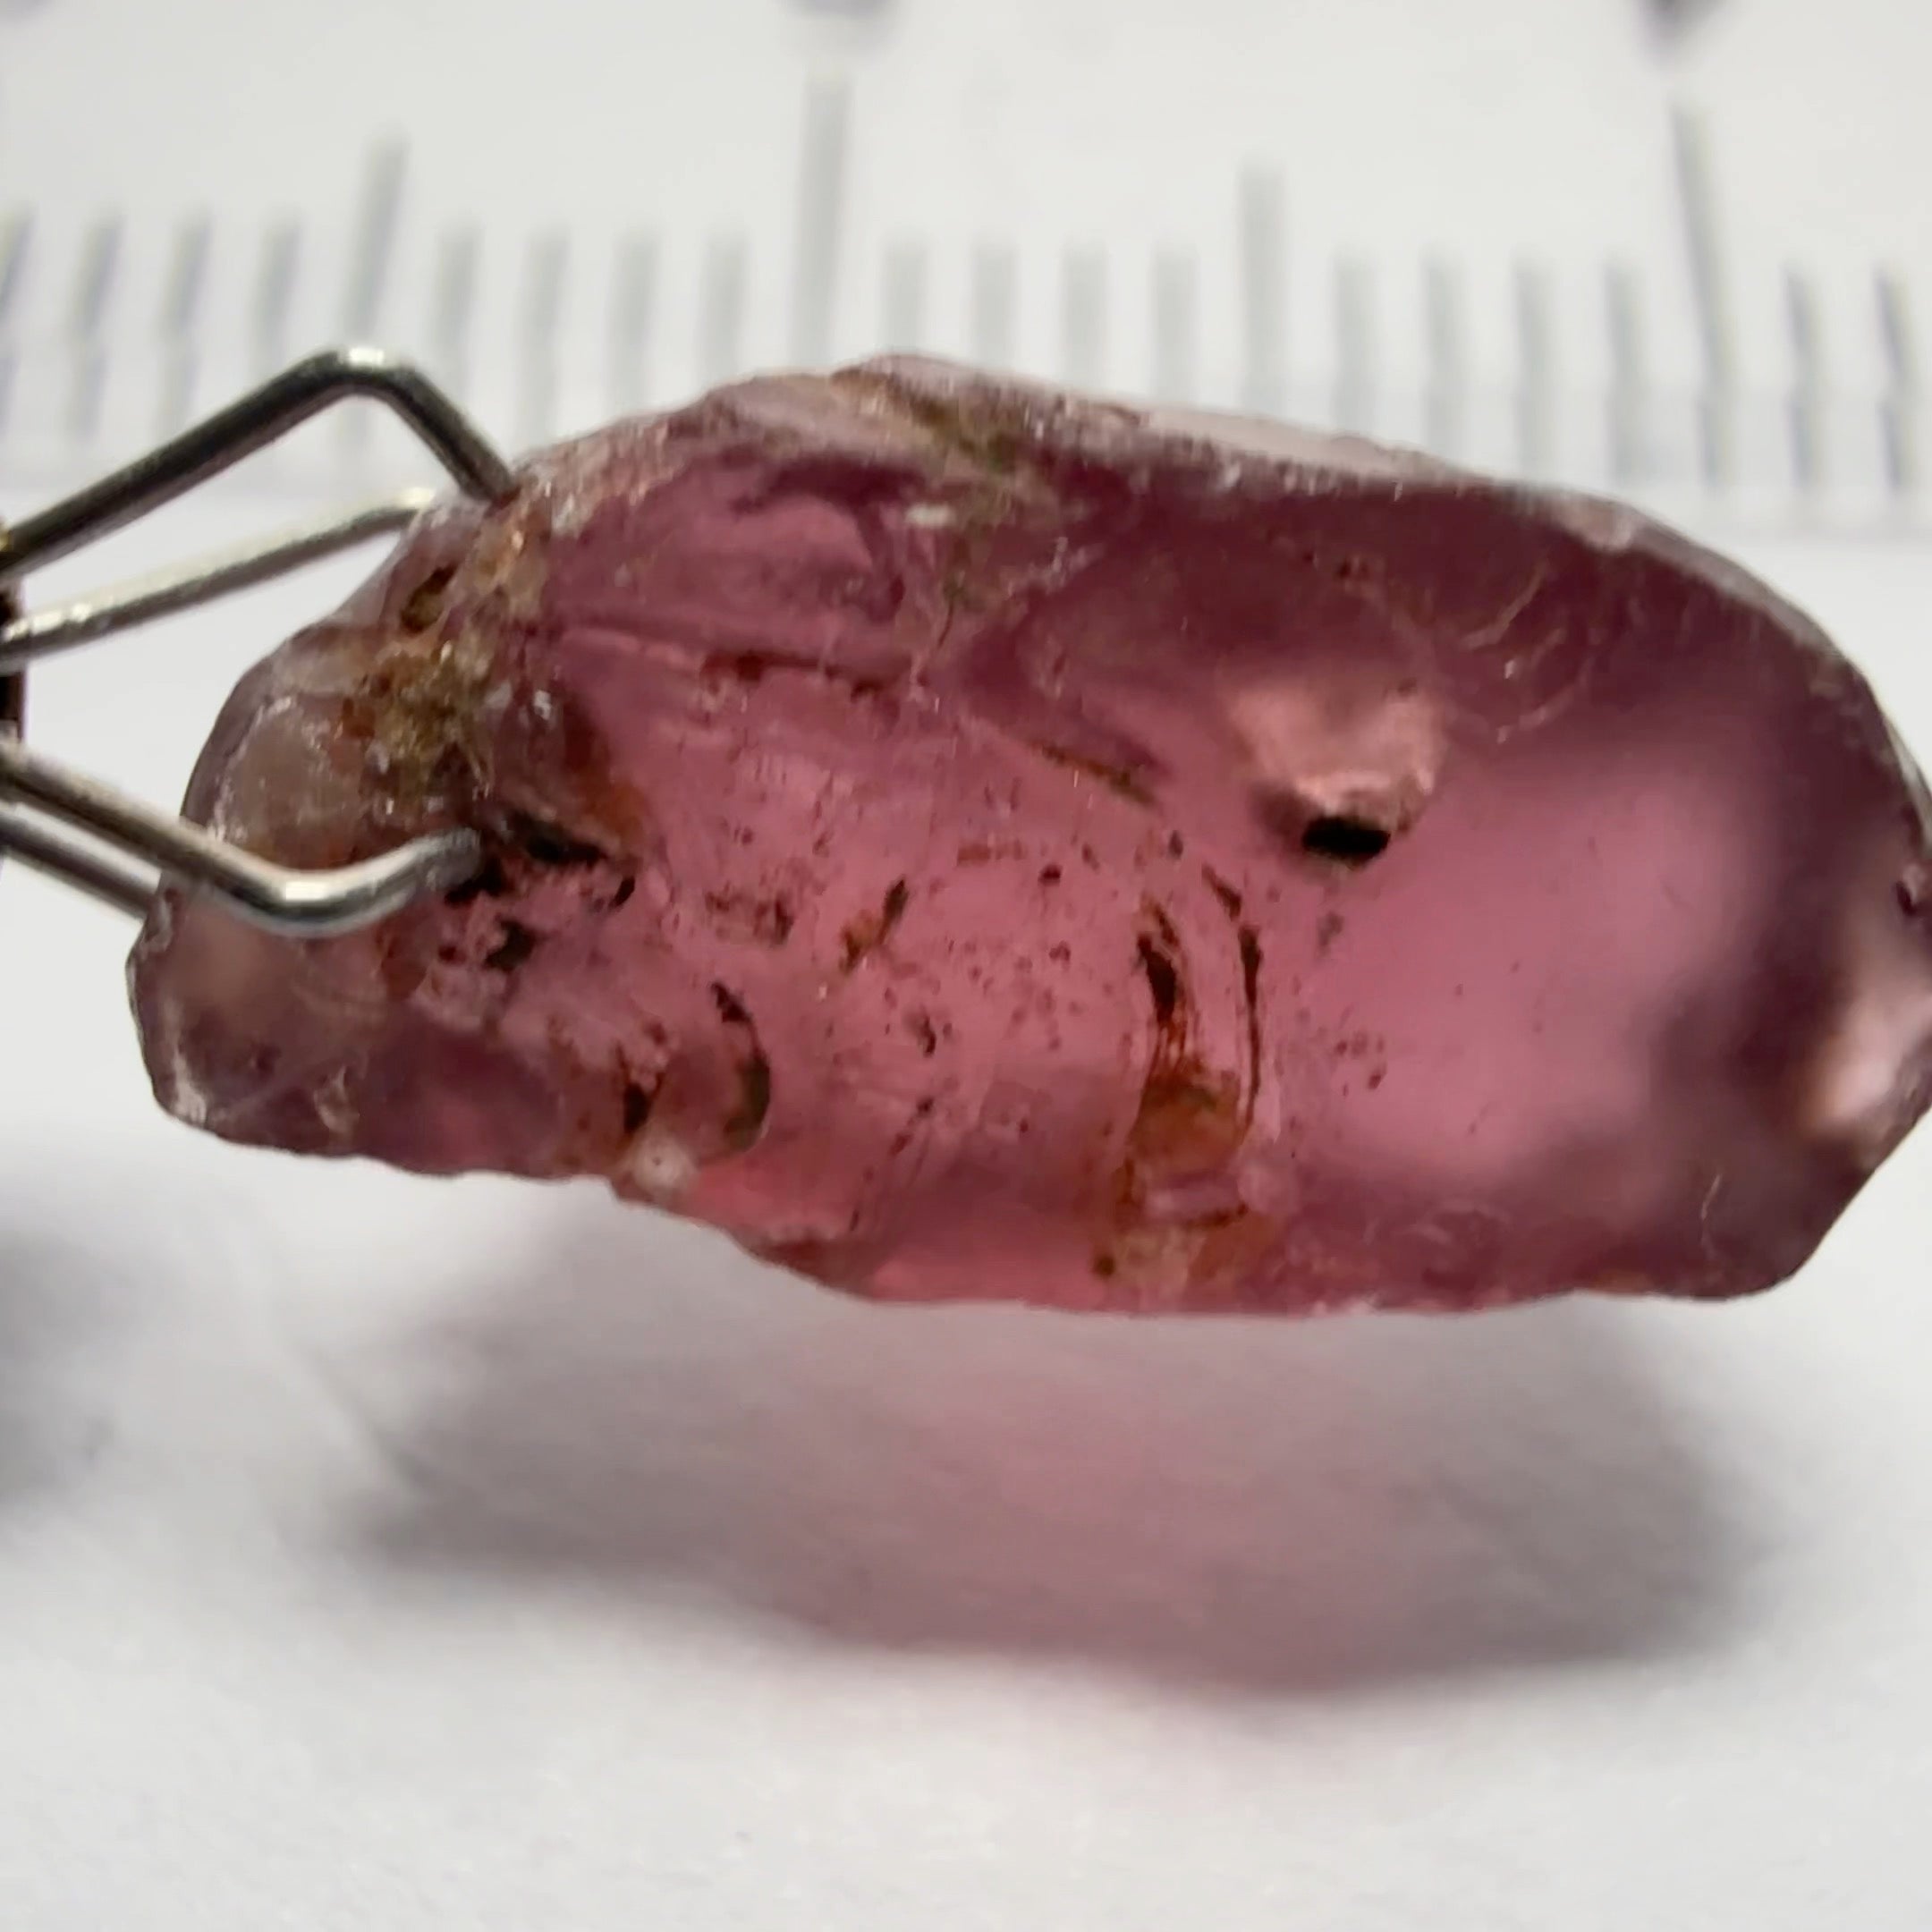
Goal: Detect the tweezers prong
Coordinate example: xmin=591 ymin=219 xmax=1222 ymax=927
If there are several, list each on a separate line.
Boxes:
xmin=0 ymin=733 xmax=479 ymax=937
xmin=0 ymin=346 xmax=514 ymax=584
xmin=0 ymin=801 xmax=158 ymax=921
xmin=0 ymin=487 xmax=436 ymax=672
xmin=0 ymin=347 xmax=513 ymax=936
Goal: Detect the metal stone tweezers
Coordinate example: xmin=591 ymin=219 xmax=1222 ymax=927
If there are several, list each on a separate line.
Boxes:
xmin=0 ymin=348 xmax=510 ymax=936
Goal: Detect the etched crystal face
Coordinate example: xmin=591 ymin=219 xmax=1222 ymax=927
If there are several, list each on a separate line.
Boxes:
xmin=129 ymin=360 xmax=1932 ymax=1313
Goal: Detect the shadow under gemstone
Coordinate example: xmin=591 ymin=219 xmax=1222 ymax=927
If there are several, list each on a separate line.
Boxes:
xmin=344 ymin=1197 xmax=1760 ymax=1698
xmin=0 ymin=1229 xmax=125 ymax=1509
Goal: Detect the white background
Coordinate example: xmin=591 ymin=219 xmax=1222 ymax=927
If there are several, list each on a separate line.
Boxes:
xmin=4 ymin=4 xmax=1932 ymax=1927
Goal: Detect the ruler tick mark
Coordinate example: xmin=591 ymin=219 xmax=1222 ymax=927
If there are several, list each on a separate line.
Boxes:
xmin=1671 ymin=104 xmax=1734 ymax=489
xmin=66 ymin=216 xmax=121 ymax=445
xmin=157 ymin=216 xmax=211 ymax=434
xmin=1153 ymin=249 xmax=1197 ymax=403
xmin=1423 ymin=257 xmax=1465 ymax=459
xmin=1784 ymin=266 xmax=1824 ymax=496
xmin=518 ymin=230 xmax=568 ymax=447
xmin=792 ymin=76 xmax=851 ymax=365
xmin=609 ymin=234 xmax=657 ymax=418
xmin=1605 ymin=260 xmax=1648 ymax=487
xmin=1514 ymin=259 xmax=1555 ymax=479
xmin=1876 ymin=268 xmax=1919 ymax=498
xmin=0 ymin=212 xmax=31 ymax=441
xmin=1061 ymin=246 xmax=1106 ymax=387
xmin=0 ymin=211 xmax=29 ymax=328
xmin=339 ymin=141 xmax=406 ymax=460
xmin=880 ymin=238 xmax=926 ymax=351
xmin=252 ymin=220 xmax=301 ymax=383
xmin=1238 ymin=167 xmax=1286 ymax=417
xmin=342 ymin=140 xmax=405 ymax=341
xmin=431 ymin=225 xmax=480 ymax=405
xmin=699 ymin=233 xmax=749 ymax=388
xmin=1334 ymin=257 xmax=1374 ymax=436
xmin=970 ymin=244 xmax=1016 ymax=369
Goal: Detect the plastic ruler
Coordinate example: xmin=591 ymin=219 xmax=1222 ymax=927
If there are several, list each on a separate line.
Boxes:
xmin=0 ymin=0 xmax=1925 ymax=539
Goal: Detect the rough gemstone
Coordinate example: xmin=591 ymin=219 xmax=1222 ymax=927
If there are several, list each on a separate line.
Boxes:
xmin=130 ymin=359 xmax=1932 ymax=1313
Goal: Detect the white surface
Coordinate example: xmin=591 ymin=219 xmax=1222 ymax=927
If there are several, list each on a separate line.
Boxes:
xmin=5 ymin=3 xmax=1932 ymax=1927
xmin=6 ymin=462 xmax=1932 ymax=1932
xmin=1 ymin=0 xmax=1929 ymax=522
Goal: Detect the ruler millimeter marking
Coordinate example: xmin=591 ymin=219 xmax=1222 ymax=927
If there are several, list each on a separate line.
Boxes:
xmin=0 ymin=89 xmax=1923 ymax=533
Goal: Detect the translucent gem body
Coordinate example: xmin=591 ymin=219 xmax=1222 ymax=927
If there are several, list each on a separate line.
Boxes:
xmin=131 ymin=361 xmax=1932 ymax=1312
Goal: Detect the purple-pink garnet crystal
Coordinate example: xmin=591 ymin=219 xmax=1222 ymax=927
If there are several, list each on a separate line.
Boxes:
xmin=130 ymin=359 xmax=1932 ymax=1313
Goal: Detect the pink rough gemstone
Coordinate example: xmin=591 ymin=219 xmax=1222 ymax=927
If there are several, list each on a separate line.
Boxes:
xmin=130 ymin=360 xmax=1932 ymax=1312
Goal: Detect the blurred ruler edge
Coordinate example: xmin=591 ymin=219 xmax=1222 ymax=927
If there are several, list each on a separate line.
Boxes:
xmin=0 ymin=97 xmax=1924 ymax=542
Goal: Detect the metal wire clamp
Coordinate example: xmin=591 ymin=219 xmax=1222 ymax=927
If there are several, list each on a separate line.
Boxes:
xmin=0 ymin=347 xmax=511 ymax=936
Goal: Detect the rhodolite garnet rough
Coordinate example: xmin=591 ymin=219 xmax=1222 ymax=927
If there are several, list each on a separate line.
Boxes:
xmin=130 ymin=360 xmax=1932 ymax=1313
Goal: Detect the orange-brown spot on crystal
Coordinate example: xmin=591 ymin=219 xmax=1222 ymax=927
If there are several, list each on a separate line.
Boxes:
xmin=704 ymin=889 xmax=796 ymax=946
xmin=398 ymin=564 xmax=457 ymax=634
xmin=710 ymin=982 xmax=773 ymax=1153
xmin=348 ymin=630 xmax=498 ymax=812
xmin=1035 ymin=740 xmax=1157 ymax=807
xmin=1187 ymin=1208 xmax=1281 ymax=1299
xmin=840 ymin=877 xmax=911 ymax=973
xmin=828 ymin=366 xmax=1034 ymax=481
xmin=725 ymin=1051 xmax=773 ymax=1151
xmin=1204 ymin=867 xmax=1244 ymax=917
xmin=621 ymin=1080 xmax=655 ymax=1136
xmin=1097 ymin=905 xmax=1255 ymax=1296
xmin=956 ymin=839 xmax=1025 ymax=866
xmin=1131 ymin=1068 xmax=1246 ymax=1174
xmin=465 ymin=511 xmax=547 ymax=620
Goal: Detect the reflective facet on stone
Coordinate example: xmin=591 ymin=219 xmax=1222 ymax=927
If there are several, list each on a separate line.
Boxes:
xmin=130 ymin=360 xmax=1932 ymax=1312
